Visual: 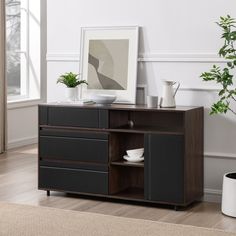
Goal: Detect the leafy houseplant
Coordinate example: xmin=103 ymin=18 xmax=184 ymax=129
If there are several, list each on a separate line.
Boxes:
xmin=57 ymin=72 xmax=88 ymax=88
xmin=200 ymin=15 xmax=236 ymax=115
xmin=57 ymin=72 xmax=88 ymax=101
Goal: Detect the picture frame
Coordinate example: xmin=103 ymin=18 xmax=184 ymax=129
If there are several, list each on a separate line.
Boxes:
xmin=80 ymin=26 xmax=139 ymax=104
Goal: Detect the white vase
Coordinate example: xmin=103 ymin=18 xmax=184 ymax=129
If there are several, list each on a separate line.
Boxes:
xmin=66 ymin=87 xmax=78 ymax=101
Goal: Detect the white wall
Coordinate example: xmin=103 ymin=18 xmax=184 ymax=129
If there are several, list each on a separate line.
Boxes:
xmin=7 ymin=106 xmax=38 ymax=149
xmin=46 ymin=0 xmax=236 ymax=202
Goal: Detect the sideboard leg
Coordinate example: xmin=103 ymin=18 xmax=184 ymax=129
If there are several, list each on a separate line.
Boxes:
xmin=46 ymin=190 xmax=50 ymax=196
xmin=174 ymin=205 xmax=179 ymax=211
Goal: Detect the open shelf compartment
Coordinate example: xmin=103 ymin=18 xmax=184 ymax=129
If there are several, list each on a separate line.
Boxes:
xmin=113 ymin=187 xmax=144 ymax=200
xmin=109 ymin=110 xmax=184 ymax=134
xmin=109 ymin=165 xmax=144 ymax=200
xmin=109 ymin=132 xmax=144 ymax=167
xmin=109 ymin=132 xmax=145 ymax=199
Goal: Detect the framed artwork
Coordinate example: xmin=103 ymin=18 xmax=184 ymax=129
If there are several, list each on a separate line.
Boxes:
xmin=80 ymin=26 xmax=139 ymax=104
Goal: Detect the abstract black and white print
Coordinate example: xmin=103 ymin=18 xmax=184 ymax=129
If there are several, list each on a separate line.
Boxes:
xmin=87 ymin=39 xmax=129 ymax=90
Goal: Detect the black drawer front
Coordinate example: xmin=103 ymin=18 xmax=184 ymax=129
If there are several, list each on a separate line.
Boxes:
xmin=39 ymin=166 xmax=108 ymax=195
xmin=48 ymin=107 xmax=99 ymax=128
xmin=39 ymin=136 xmax=108 ymax=163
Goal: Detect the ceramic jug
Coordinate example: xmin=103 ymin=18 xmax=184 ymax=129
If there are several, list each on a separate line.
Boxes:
xmin=160 ymin=81 xmax=180 ymax=108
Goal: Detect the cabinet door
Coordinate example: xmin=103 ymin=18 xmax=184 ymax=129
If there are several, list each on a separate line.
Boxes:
xmin=145 ymin=134 xmax=184 ymax=204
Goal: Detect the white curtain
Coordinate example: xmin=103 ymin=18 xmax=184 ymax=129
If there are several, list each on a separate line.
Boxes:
xmin=0 ymin=0 xmax=6 ymax=153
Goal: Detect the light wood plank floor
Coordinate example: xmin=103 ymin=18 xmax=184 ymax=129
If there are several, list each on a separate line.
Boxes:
xmin=0 ymin=144 xmax=236 ymax=233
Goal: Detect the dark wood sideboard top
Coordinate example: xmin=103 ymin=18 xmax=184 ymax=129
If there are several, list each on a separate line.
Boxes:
xmin=39 ymin=103 xmax=202 ymax=112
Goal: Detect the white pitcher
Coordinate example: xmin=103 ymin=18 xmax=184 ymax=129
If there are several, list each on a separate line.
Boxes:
xmin=160 ymin=81 xmax=180 ymax=108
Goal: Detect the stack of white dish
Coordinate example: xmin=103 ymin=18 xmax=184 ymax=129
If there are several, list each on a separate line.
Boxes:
xmin=123 ymin=148 xmax=144 ymax=162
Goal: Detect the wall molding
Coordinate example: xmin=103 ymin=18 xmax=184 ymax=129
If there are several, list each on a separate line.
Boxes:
xmin=138 ymin=53 xmax=226 ymax=63
xmin=8 ymin=136 xmax=38 ymax=150
xmin=204 ymin=188 xmax=222 ymax=203
xmin=7 ymin=139 xmax=235 ymax=160
xmin=179 ymin=87 xmax=220 ymax=92
xmin=46 ymin=52 xmax=224 ymax=92
xmin=7 ymin=99 xmax=43 ymax=110
xmin=6 ymin=138 xmax=232 ymax=203
xmin=46 ymin=52 xmax=227 ymax=63
xmin=7 ymin=136 xmax=236 ymax=160
xmin=204 ymin=152 xmax=236 ymax=160
xmin=46 ymin=53 xmax=80 ymax=62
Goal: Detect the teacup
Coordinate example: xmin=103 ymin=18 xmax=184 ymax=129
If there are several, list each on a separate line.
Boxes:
xmin=126 ymin=148 xmax=144 ymax=159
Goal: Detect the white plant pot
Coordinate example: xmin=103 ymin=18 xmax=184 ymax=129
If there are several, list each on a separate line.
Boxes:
xmin=66 ymin=87 xmax=78 ymax=101
xmin=222 ymin=172 xmax=236 ymax=217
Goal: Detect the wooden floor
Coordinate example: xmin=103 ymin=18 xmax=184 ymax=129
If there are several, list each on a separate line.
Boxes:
xmin=1 ymin=145 xmax=236 ymax=233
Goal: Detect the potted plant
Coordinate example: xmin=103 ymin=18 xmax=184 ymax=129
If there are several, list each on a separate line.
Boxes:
xmin=57 ymin=72 xmax=88 ymax=101
xmin=200 ymin=15 xmax=236 ymax=218
xmin=200 ymin=15 xmax=236 ymax=115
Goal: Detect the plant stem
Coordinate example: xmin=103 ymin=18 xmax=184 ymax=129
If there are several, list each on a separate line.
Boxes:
xmin=228 ymin=107 xmax=236 ymax=115
xmin=231 ymin=96 xmax=236 ymax=102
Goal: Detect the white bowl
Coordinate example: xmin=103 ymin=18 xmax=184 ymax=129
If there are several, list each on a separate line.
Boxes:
xmin=90 ymin=94 xmax=116 ymax=104
xmin=123 ymin=155 xmax=144 ymax=163
xmin=126 ymin=148 xmax=144 ymax=159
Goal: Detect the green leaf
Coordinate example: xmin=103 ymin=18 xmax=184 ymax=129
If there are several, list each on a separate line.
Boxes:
xmin=227 ymin=62 xmax=232 ymax=67
xmin=218 ymin=89 xmax=225 ymax=96
xmin=57 ymin=72 xmax=88 ymax=87
xmin=210 ymin=100 xmax=229 ymax=115
xmin=226 ymin=55 xmax=236 ymax=60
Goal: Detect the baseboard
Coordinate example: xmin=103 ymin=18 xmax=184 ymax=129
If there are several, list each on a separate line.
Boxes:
xmin=7 ymin=136 xmax=38 ymax=150
xmin=203 ymin=188 xmax=222 ymax=203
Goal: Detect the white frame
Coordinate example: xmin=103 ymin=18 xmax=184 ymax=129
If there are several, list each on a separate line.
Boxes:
xmin=7 ymin=0 xmax=42 ymax=104
xmin=6 ymin=0 xmax=29 ymax=100
xmin=80 ymin=26 xmax=139 ymax=104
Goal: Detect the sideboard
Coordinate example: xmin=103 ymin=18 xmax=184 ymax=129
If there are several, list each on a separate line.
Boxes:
xmin=38 ymin=103 xmax=204 ymax=208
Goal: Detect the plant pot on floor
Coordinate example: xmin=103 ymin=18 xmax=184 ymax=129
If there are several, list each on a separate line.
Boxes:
xmin=66 ymin=87 xmax=78 ymax=101
xmin=222 ymin=172 xmax=236 ymax=217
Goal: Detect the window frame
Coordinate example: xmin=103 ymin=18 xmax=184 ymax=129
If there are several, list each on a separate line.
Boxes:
xmin=6 ymin=0 xmax=44 ymax=106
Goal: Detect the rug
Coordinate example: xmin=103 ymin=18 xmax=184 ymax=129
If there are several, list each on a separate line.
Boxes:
xmin=0 ymin=202 xmax=235 ymax=236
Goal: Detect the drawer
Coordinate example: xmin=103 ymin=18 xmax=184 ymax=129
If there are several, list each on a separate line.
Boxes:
xmin=39 ymin=106 xmax=109 ymax=128
xmin=39 ymin=136 xmax=108 ymax=163
xmin=48 ymin=107 xmax=98 ymax=128
xmin=39 ymin=166 xmax=108 ymax=195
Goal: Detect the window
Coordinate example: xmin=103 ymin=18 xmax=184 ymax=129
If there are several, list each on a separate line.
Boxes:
xmin=6 ymin=0 xmax=41 ymax=102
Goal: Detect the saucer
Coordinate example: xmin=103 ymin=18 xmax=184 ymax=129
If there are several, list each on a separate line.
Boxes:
xmin=123 ymin=155 xmax=144 ymax=163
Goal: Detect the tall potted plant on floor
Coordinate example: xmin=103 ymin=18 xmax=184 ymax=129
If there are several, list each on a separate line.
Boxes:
xmin=200 ymin=15 xmax=236 ymax=218
xmin=57 ymin=72 xmax=88 ymax=101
